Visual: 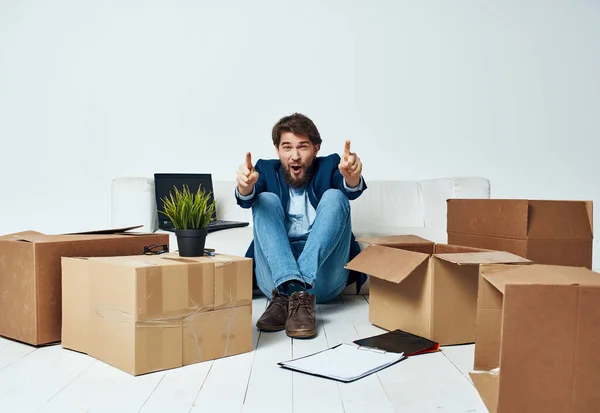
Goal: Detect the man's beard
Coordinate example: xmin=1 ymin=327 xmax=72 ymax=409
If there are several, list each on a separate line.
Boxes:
xmin=282 ymin=160 xmax=316 ymax=189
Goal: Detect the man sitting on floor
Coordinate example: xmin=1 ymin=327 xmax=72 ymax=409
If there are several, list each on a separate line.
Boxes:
xmin=235 ymin=113 xmax=367 ymax=339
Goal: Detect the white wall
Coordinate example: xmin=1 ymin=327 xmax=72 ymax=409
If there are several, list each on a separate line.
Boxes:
xmin=1 ymin=0 xmax=599 ymax=265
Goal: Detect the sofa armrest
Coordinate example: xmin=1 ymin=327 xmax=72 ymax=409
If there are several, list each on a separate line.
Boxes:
xmin=111 ymin=177 xmax=158 ymax=232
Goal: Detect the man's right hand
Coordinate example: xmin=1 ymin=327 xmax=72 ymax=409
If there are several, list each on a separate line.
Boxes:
xmin=237 ymin=152 xmax=259 ymax=196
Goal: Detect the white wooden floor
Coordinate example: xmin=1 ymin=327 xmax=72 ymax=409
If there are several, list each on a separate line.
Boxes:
xmin=0 ymin=295 xmax=487 ymax=413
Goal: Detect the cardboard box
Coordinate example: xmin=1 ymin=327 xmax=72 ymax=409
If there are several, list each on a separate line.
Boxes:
xmin=61 ymin=252 xmax=252 ymax=376
xmin=0 ymin=227 xmax=169 ymax=345
xmin=470 ymin=263 xmax=600 ymax=413
xmin=345 ymin=235 xmax=530 ymax=345
xmin=447 ymin=199 xmax=594 ymax=269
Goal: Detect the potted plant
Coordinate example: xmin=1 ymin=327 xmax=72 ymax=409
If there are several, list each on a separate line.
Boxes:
xmin=158 ymin=184 xmax=216 ymax=257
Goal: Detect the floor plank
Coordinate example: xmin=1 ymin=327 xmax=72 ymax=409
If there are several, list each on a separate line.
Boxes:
xmin=291 ymin=298 xmax=345 ymax=413
xmin=441 ymin=344 xmax=477 ymax=383
xmin=189 ymin=297 xmax=266 ymax=413
xmin=39 ymin=357 xmax=166 ymax=413
xmin=191 ymin=352 xmax=254 ymax=413
xmin=137 ymin=362 xmax=213 ymax=413
xmin=0 ymin=345 xmax=96 ymax=413
xmin=377 ymin=348 xmax=487 ymax=413
xmin=341 ymin=295 xmax=387 ymax=338
xmin=0 ymin=336 xmax=15 ymax=348
xmin=0 ymin=339 xmax=37 ymax=371
xmin=322 ymin=295 xmax=395 ymax=413
xmin=241 ymin=326 xmax=292 ymax=413
xmin=241 ymin=295 xmax=293 ymax=413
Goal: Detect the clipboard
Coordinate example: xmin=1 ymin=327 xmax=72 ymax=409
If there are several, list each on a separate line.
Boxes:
xmin=277 ymin=343 xmax=406 ymax=383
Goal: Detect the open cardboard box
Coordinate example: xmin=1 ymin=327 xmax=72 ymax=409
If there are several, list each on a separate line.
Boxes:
xmin=62 ymin=252 xmax=253 ymax=376
xmin=345 ymin=235 xmax=531 ymax=345
xmin=0 ymin=226 xmax=169 ymax=345
xmin=470 ymin=263 xmax=600 ymax=413
xmin=447 ymin=199 xmax=593 ymax=269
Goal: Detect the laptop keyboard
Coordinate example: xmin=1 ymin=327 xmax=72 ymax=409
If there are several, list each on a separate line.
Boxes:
xmin=161 ymin=220 xmax=248 ymax=233
xmin=210 ymin=220 xmax=233 ymax=225
xmin=207 ymin=219 xmax=249 ymax=232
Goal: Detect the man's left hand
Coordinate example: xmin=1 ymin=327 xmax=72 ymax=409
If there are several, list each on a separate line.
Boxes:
xmin=338 ymin=140 xmax=362 ymax=188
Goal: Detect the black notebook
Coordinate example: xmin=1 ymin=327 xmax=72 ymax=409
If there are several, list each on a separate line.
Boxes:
xmin=353 ymin=329 xmax=440 ymax=356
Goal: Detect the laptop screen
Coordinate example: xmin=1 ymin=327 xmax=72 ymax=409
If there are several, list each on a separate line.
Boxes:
xmin=153 ymin=173 xmax=218 ymax=230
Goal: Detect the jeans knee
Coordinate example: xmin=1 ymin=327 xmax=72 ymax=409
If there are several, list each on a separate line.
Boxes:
xmin=252 ymin=192 xmax=283 ymax=222
xmin=321 ymin=189 xmax=349 ymax=212
xmin=254 ymin=192 xmax=281 ymax=209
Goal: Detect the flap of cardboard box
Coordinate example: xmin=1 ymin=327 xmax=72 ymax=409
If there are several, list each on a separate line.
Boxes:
xmin=527 ymin=200 xmax=593 ymax=239
xmin=64 ymin=225 xmax=144 ymax=235
xmin=470 ymin=372 xmax=498 ymax=413
xmin=481 ymin=264 xmax=600 ymax=294
xmin=0 ymin=226 xmax=146 ymax=243
xmin=433 ymin=244 xmax=493 ymax=254
xmin=0 ymin=230 xmax=45 ymax=242
xmin=345 ymin=245 xmax=429 ymax=284
xmin=586 ymin=200 xmax=593 ymax=233
xmin=162 ymin=252 xmax=250 ymax=265
xmin=357 ymin=234 xmax=434 ymax=247
xmin=434 ymin=251 xmax=531 ymax=266
xmin=4 ymin=233 xmax=58 ymax=243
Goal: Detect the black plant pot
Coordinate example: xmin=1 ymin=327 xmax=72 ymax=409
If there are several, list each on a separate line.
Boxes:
xmin=175 ymin=228 xmax=207 ymax=257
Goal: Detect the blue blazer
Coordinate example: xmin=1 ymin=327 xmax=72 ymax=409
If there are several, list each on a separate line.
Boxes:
xmin=235 ymin=153 xmax=368 ymax=293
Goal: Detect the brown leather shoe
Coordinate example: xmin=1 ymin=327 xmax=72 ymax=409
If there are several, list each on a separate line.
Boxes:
xmin=285 ymin=291 xmax=317 ymax=338
xmin=256 ymin=290 xmax=289 ymax=332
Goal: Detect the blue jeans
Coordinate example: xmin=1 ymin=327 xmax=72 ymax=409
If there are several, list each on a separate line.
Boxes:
xmin=252 ymin=189 xmax=352 ymax=304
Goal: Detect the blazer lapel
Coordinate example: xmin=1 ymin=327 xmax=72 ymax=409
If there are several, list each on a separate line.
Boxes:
xmin=277 ymin=167 xmax=290 ymax=211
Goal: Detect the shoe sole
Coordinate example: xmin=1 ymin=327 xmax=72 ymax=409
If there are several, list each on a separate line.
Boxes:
xmin=256 ymin=322 xmax=285 ymax=332
xmin=286 ymin=329 xmax=317 ymax=339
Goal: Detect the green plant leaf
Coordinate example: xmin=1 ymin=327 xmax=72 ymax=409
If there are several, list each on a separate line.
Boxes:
xmin=158 ymin=184 xmax=216 ymax=230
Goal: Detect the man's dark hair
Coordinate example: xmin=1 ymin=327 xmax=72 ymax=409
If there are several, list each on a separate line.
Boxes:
xmin=272 ymin=113 xmax=322 ymax=147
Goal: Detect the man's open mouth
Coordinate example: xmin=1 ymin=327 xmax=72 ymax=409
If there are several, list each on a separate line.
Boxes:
xmin=290 ymin=165 xmax=302 ymax=175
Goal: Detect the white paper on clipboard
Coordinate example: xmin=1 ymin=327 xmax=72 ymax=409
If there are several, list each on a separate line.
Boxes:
xmin=278 ymin=343 xmax=406 ymax=382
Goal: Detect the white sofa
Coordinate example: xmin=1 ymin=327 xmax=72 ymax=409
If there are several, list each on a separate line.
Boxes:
xmin=111 ymin=176 xmax=491 ymax=293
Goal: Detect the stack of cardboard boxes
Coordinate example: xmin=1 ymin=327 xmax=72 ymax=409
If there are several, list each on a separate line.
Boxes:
xmin=347 ymin=199 xmax=598 ymax=412
xmin=0 ymin=227 xmax=254 ymax=376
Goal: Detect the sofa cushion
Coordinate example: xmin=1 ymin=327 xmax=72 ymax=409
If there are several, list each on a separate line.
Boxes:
xmin=349 ymin=181 xmax=425 ymax=234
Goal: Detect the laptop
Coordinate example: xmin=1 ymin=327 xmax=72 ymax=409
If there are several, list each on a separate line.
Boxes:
xmin=154 ymin=173 xmax=249 ymax=233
